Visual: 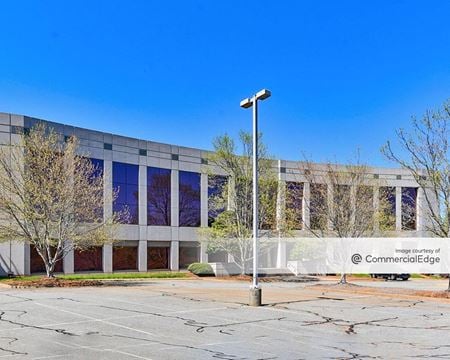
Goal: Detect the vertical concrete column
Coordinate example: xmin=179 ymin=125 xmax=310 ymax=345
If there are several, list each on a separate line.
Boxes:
xmin=103 ymin=160 xmax=113 ymax=273
xmin=171 ymin=170 xmax=179 ymax=227
xmin=420 ymin=187 xmax=437 ymax=234
xmin=327 ymin=183 xmax=334 ymax=231
xmin=200 ymin=242 xmax=208 ymax=263
xmin=138 ymin=165 xmax=147 ymax=226
xmin=23 ymin=243 xmax=30 ymax=276
xmin=104 ymin=160 xmax=113 ymax=221
xmin=63 ymin=246 xmax=74 ymax=274
xmin=276 ymin=160 xmax=287 ymax=268
xmin=276 ymin=239 xmax=287 ymax=269
xmin=138 ymin=240 xmax=147 ymax=272
xmin=170 ymin=170 xmax=179 ymax=271
xmin=373 ymin=186 xmax=380 ymax=233
xmin=170 ymin=240 xmax=179 ymax=271
xmin=416 ymin=187 xmax=425 ymax=233
xmin=395 ymin=186 xmax=402 ymax=231
xmin=303 ymin=182 xmax=311 ymax=229
xmin=138 ymin=165 xmax=147 ymax=272
xmin=103 ymin=245 xmax=113 ymax=273
xmin=7 ymin=242 xmax=29 ymax=276
xmin=227 ymin=177 xmax=235 ymax=211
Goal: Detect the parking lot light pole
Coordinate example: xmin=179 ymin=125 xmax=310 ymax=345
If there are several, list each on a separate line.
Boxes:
xmin=240 ymin=89 xmax=271 ymax=307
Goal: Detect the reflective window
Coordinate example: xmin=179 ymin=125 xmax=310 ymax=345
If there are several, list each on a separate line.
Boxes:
xmin=208 ymin=175 xmax=227 ymax=226
xmin=147 ymin=167 xmax=171 ymax=226
xmin=260 ymin=182 xmax=278 ymax=230
xmin=310 ymin=184 xmax=327 ymax=230
xmin=286 ymin=182 xmax=303 ymax=230
xmin=356 ymin=185 xmax=374 ymax=231
xmin=90 ymin=158 xmax=104 ymax=220
xmin=179 ymin=171 xmax=201 ymax=227
xmin=90 ymin=158 xmax=104 ymax=180
xmin=402 ymin=187 xmax=417 ymax=230
xmin=333 ymin=184 xmax=351 ymax=227
xmin=113 ymin=162 xmax=139 ymax=224
xmin=379 ymin=186 xmax=396 ymax=230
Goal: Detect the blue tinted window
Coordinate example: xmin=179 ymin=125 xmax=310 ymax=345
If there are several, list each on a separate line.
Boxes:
xmin=402 ymin=187 xmax=417 ymax=230
xmin=286 ymin=182 xmax=303 ymax=230
xmin=179 ymin=171 xmax=201 ymax=227
xmin=380 ymin=186 xmax=396 ymax=230
xmin=147 ymin=167 xmax=171 ymax=225
xmin=86 ymin=158 xmax=104 ymax=221
xmin=113 ymin=162 xmax=127 ymax=183
xmin=126 ymin=165 xmax=139 ymax=185
xmin=113 ymin=162 xmax=139 ymax=224
xmin=208 ymin=175 xmax=227 ymax=226
xmin=310 ymin=184 xmax=327 ymax=230
xmin=90 ymin=158 xmax=104 ymax=180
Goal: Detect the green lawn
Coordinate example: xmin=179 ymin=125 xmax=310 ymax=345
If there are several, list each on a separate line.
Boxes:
xmin=349 ymin=273 xmax=371 ymax=278
xmin=410 ymin=273 xmax=443 ymax=279
xmin=0 ymin=272 xmax=188 ymax=282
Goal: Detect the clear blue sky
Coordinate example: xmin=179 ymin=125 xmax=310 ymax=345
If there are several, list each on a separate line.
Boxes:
xmin=1 ymin=1 xmax=450 ymax=166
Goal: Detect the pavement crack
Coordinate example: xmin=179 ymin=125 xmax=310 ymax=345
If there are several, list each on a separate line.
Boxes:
xmin=0 ymin=310 xmax=78 ymax=336
xmin=326 ymin=345 xmax=380 ymax=359
xmin=280 ymin=308 xmax=399 ymax=335
xmin=0 ymin=337 xmax=27 ymax=356
xmin=55 ymin=297 xmax=82 ymax=303
xmin=193 ymin=317 xmax=287 ymax=333
xmin=344 ymin=317 xmax=399 ymax=335
xmin=99 ymin=303 xmax=284 ymax=334
xmin=265 ymin=296 xmax=345 ymax=307
xmin=102 ymin=333 xmax=246 ymax=360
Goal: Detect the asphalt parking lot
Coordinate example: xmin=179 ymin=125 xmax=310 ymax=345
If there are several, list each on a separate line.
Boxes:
xmin=0 ymin=278 xmax=449 ymax=359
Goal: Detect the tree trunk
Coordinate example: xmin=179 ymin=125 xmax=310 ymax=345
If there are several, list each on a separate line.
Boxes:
xmin=339 ymin=273 xmax=347 ymax=284
xmin=241 ymin=261 xmax=247 ymax=275
xmin=45 ymin=262 xmax=55 ymax=278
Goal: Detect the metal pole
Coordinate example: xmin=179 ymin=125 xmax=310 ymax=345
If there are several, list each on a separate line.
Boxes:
xmin=252 ymin=96 xmax=259 ymax=289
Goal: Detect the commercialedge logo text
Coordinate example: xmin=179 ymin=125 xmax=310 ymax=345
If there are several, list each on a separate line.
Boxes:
xmin=365 ymin=255 xmax=440 ymax=265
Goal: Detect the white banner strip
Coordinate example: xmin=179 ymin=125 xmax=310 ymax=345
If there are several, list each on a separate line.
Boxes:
xmin=279 ymin=237 xmax=450 ymax=274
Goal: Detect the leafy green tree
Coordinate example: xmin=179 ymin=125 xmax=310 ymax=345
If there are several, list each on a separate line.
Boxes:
xmin=382 ymin=101 xmax=450 ymax=290
xmin=201 ymin=132 xmax=290 ymax=274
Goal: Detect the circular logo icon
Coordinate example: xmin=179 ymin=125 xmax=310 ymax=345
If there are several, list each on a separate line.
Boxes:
xmin=351 ymin=253 xmax=362 ymax=265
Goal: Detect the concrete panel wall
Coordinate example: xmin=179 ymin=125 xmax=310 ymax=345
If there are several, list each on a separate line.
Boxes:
xmin=0 ymin=112 xmax=433 ymax=274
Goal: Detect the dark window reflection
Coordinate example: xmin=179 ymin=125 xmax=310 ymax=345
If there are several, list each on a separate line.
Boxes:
xmin=90 ymin=158 xmax=104 ymax=181
xmin=147 ymin=167 xmax=171 ymax=226
xmin=179 ymin=171 xmax=201 ymax=227
xmin=90 ymin=158 xmax=104 ymax=220
xmin=333 ymin=184 xmax=351 ymax=227
xmin=379 ymin=186 xmax=396 ymax=230
xmin=208 ymin=175 xmax=227 ymax=226
xmin=286 ymin=182 xmax=303 ymax=230
xmin=310 ymin=184 xmax=327 ymax=230
xmin=113 ymin=162 xmax=139 ymax=224
xmin=357 ymin=185 xmax=374 ymax=231
xmin=402 ymin=187 xmax=417 ymax=230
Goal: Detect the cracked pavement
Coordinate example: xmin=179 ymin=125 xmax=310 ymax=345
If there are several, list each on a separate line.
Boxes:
xmin=0 ymin=279 xmax=449 ymax=359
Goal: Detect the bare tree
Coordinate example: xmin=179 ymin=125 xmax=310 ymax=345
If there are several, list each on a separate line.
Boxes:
xmin=200 ymin=132 xmax=285 ymax=274
xmin=0 ymin=123 xmax=122 ymax=278
xmin=382 ymin=101 xmax=450 ymax=290
xmin=147 ymin=172 xmax=171 ymax=225
xmin=300 ymin=159 xmax=388 ymax=284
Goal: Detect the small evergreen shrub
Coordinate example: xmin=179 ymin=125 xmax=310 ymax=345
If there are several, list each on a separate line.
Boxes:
xmin=187 ymin=262 xmax=215 ymax=276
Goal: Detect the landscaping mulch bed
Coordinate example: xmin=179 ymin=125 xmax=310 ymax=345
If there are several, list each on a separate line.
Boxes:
xmin=214 ymin=274 xmax=319 ymax=283
xmin=5 ymin=277 xmax=104 ymax=288
xmin=314 ymin=283 xmax=450 ymax=300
